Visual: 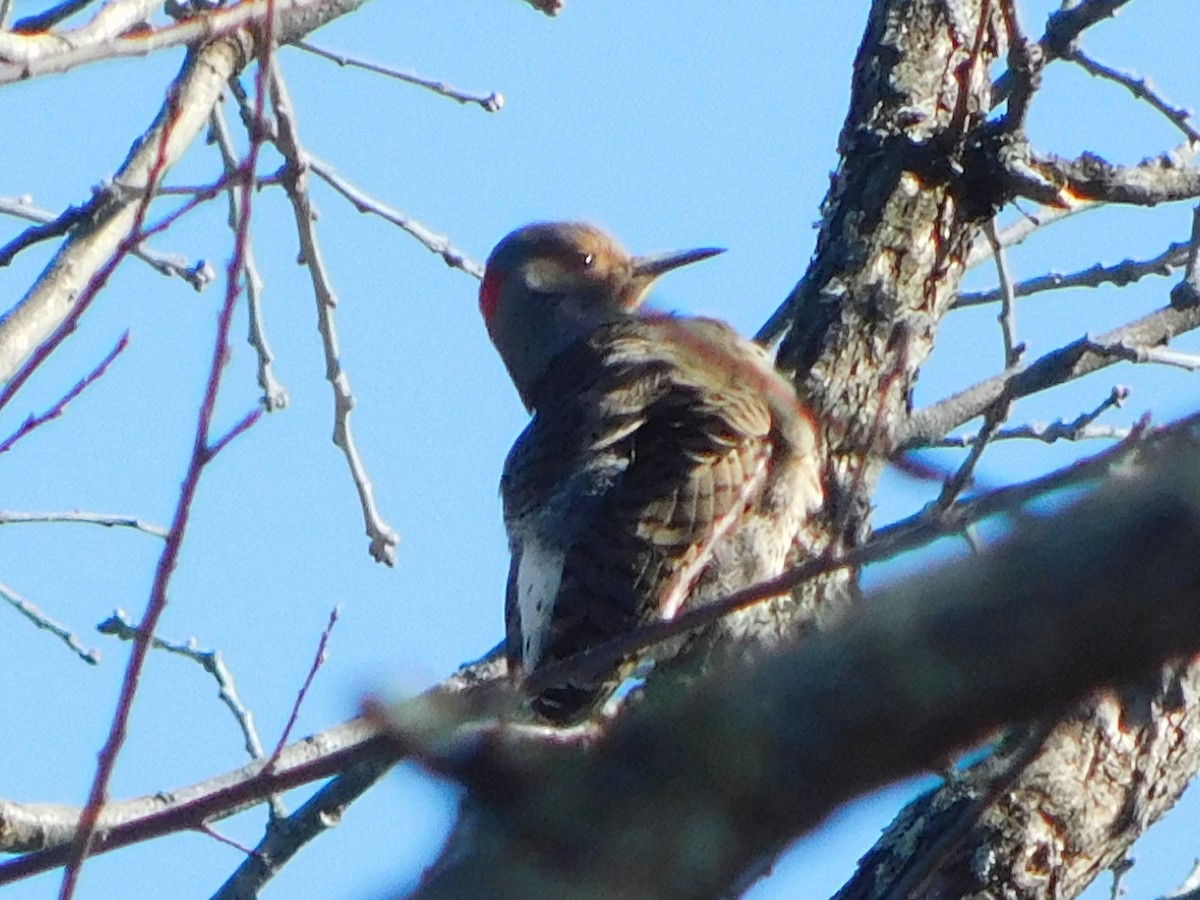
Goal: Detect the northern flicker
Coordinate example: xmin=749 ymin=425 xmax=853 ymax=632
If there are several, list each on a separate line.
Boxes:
xmin=480 ymin=221 xmax=823 ymax=723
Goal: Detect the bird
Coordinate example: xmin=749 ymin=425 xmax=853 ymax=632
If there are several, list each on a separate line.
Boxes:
xmin=479 ymin=221 xmax=823 ymax=723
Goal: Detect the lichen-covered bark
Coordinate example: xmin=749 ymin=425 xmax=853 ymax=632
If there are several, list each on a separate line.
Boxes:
xmin=835 ymin=667 xmax=1200 ymax=899
xmin=774 ymin=0 xmax=1002 ymax=548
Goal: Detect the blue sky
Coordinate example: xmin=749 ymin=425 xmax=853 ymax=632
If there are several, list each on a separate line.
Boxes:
xmin=1 ymin=1 xmax=1197 ymax=897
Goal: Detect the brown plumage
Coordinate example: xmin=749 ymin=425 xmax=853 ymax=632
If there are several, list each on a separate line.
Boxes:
xmin=482 ymin=223 xmax=822 ymax=722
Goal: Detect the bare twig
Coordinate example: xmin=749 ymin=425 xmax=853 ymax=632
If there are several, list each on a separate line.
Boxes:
xmin=0 ymin=196 xmax=97 ymax=265
xmin=926 ymin=386 xmax=1130 ymax=448
xmin=208 ymin=406 xmax=265 ymax=459
xmin=996 ymin=0 xmax=1041 ymax=131
xmin=963 ymin=199 xmax=1098 ymax=270
xmin=1068 ymin=48 xmax=1200 ymax=144
xmin=932 ymin=423 xmax=1130 ymax=446
xmin=0 ymin=332 xmax=128 ymax=456
xmin=266 ymin=606 xmax=339 ymax=770
xmin=932 ymin=220 xmax=1023 ymax=510
xmin=0 ymin=176 xmax=232 ymax=421
xmin=985 ymin=220 xmax=1023 ymax=368
xmin=268 ymin=61 xmax=399 ymax=566
xmin=295 ymin=41 xmax=503 ymax=112
xmin=3 ymin=187 xmax=221 ymax=298
xmin=195 ymin=823 xmax=256 ymax=856
xmin=991 ymin=0 xmax=1132 ymax=108
xmin=933 ymin=395 xmax=1012 ymax=511
xmin=0 ymin=581 xmax=101 ymax=665
xmin=208 ymin=104 xmax=289 ymax=412
xmin=0 ymin=511 xmax=169 ymax=538
xmin=904 ymin=299 xmax=1200 ymax=447
xmin=58 ymin=24 xmax=272 ymax=897
xmin=308 ymin=156 xmax=485 ymax=277
xmin=959 ymin=240 xmax=1190 ymax=307
xmin=210 ymin=752 xmax=393 ymax=899
xmin=224 ymin=54 xmax=482 ymax=276
xmin=96 ymin=611 xmax=270 ymax=766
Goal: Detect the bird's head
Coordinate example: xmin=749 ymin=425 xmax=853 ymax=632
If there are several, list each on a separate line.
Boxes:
xmin=480 ymin=221 xmax=723 ymax=409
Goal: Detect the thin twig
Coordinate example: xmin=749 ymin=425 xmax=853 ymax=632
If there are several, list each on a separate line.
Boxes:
xmin=0 ymin=195 xmax=214 ymax=291
xmin=0 ymin=332 xmax=129 ymax=456
xmin=926 ymin=386 xmax=1130 ymax=448
xmin=0 ymin=175 xmax=232 ymax=420
xmin=0 ymin=198 xmax=96 ymax=265
xmin=195 ymin=823 xmax=257 ymax=856
xmin=938 ymin=223 xmax=1021 ymax=510
xmin=996 ymin=0 xmax=1040 ymax=131
xmin=959 ymin=240 xmax=1190 ymax=307
xmin=96 ymin=611 xmax=271 ymax=766
xmin=934 ymin=397 xmax=1011 ymax=511
xmin=963 ymin=199 xmax=1098 ymax=270
xmin=930 ymin=423 xmax=1128 ymax=447
xmin=984 ymin=220 xmax=1023 ymax=368
xmin=225 ymin=68 xmax=483 ymax=278
xmin=1068 ymin=48 xmax=1200 ymax=144
xmin=991 ymin=0 xmax=1132 ymax=108
xmin=268 ymin=61 xmax=400 ymax=565
xmin=208 ymin=406 xmax=265 ymax=459
xmin=904 ymin=298 xmax=1200 ymax=448
xmin=0 ymin=581 xmax=101 ymax=665
xmin=0 ymin=719 xmax=385 ymax=884
xmin=295 ymin=41 xmax=503 ymax=112
xmin=308 ymin=157 xmax=484 ymax=277
xmin=266 ymin=606 xmax=339 ymax=771
xmin=0 ymin=510 xmax=168 ymax=538
xmin=210 ymin=752 xmax=392 ymax=899
xmin=58 ymin=17 xmax=273 ymax=895
xmin=208 ymin=104 xmax=289 ymax=411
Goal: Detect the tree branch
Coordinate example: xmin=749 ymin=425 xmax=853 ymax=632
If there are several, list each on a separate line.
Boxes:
xmin=400 ymin=433 xmax=1200 ymax=900
xmin=904 ymin=297 xmax=1200 ymax=447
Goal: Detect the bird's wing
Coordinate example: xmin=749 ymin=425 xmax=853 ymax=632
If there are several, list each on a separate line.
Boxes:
xmin=501 ymin=317 xmax=784 ymax=719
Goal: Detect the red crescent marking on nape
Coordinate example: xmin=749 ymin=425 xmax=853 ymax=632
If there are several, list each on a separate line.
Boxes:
xmin=480 ymin=267 xmax=502 ymax=329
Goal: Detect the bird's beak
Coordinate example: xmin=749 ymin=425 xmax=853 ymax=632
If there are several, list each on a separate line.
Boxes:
xmin=631 ymin=246 xmax=726 ymax=282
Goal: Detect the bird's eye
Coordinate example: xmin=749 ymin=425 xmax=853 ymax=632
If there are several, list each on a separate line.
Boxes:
xmin=581 ymin=253 xmax=594 ymax=268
